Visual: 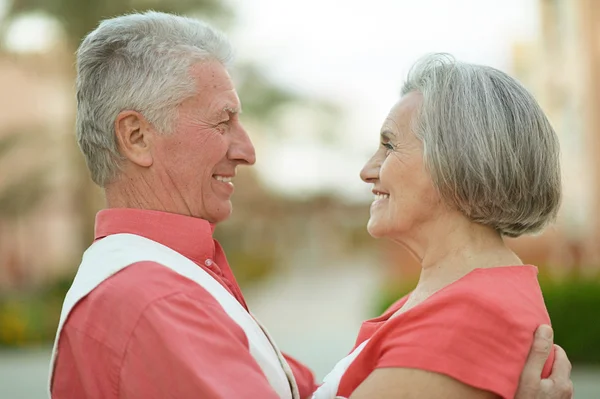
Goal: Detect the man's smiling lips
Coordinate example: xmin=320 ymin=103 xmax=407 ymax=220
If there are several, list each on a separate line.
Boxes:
xmin=213 ymin=174 xmax=235 ymax=196
xmin=213 ymin=175 xmax=233 ymax=184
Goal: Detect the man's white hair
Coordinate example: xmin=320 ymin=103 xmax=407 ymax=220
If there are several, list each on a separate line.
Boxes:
xmin=76 ymin=11 xmax=233 ymax=186
xmin=402 ymin=53 xmax=562 ymax=237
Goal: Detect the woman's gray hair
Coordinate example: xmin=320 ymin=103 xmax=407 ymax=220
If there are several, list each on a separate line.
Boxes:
xmin=76 ymin=11 xmax=234 ymax=186
xmin=402 ymin=54 xmax=561 ymax=237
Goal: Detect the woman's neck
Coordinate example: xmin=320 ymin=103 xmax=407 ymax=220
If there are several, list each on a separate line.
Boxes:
xmin=394 ymin=213 xmax=523 ymax=308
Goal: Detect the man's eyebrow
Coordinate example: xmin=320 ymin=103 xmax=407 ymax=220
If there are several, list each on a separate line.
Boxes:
xmin=213 ymin=105 xmax=242 ymax=122
xmin=223 ymin=105 xmax=242 ymax=114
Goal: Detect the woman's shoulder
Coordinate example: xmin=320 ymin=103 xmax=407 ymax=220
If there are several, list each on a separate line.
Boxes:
xmin=438 ymin=265 xmax=547 ymax=320
xmin=358 ymin=265 xmax=551 ymax=399
xmin=379 ymin=265 xmax=550 ymax=336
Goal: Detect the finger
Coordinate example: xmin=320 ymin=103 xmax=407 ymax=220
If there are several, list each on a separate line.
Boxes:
xmin=521 ymin=325 xmax=554 ymax=384
xmin=544 ymin=348 xmax=575 ymax=399
xmin=550 ymin=344 xmax=572 ymax=380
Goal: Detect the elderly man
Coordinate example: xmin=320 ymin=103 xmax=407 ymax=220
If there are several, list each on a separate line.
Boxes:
xmin=49 ymin=11 xmax=572 ymax=399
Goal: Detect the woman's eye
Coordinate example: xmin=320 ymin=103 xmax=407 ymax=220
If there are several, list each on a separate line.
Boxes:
xmin=382 ymin=142 xmax=394 ymax=151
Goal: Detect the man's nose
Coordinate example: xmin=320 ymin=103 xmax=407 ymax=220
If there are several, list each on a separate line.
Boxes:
xmin=229 ymin=124 xmax=256 ymax=165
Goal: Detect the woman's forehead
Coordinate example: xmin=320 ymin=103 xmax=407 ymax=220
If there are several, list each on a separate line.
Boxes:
xmin=382 ymin=92 xmax=422 ymax=134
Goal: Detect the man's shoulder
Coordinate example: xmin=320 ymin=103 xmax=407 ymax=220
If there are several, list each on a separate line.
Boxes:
xmin=93 ymin=260 xmax=202 ymax=302
xmin=64 ymin=261 xmax=224 ymax=350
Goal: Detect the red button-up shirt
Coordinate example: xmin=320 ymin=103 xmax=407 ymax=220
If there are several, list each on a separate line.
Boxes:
xmin=52 ymin=208 xmax=316 ymax=399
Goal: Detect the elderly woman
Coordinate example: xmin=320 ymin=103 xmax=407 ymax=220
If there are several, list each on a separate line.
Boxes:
xmin=313 ymin=54 xmax=566 ymax=399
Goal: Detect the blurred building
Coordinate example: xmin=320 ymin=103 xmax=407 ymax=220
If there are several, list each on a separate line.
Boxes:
xmin=512 ymin=0 xmax=600 ymax=270
xmin=0 ymin=49 xmax=82 ymax=289
xmin=384 ymin=0 xmax=600 ymax=284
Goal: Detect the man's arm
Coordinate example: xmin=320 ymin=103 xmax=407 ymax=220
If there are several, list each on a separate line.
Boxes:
xmin=516 ymin=325 xmax=574 ymax=399
xmin=119 ymin=292 xmax=281 ymax=399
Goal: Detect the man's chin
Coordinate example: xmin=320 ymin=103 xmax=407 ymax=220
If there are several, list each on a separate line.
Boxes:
xmin=204 ymin=201 xmax=233 ymax=224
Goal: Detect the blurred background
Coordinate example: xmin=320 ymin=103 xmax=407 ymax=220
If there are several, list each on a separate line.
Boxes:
xmin=0 ymin=0 xmax=599 ymax=397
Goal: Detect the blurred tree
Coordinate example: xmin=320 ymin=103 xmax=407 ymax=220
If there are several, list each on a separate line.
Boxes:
xmin=0 ymin=0 xmax=303 ymax=259
xmin=0 ymin=0 xmax=234 ymax=250
xmin=234 ymin=62 xmax=299 ymax=120
xmin=0 ymin=131 xmax=54 ymax=285
xmin=0 ymin=131 xmax=52 ymax=220
xmin=4 ymin=0 xmax=233 ymax=49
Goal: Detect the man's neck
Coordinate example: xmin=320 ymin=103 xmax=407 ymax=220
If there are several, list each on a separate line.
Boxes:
xmin=104 ymin=173 xmax=191 ymax=216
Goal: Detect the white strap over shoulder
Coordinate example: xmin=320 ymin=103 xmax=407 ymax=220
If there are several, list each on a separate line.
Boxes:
xmin=311 ymin=339 xmax=370 ymax=399
xmin=49 ymin=233 xmax=298 ymax=399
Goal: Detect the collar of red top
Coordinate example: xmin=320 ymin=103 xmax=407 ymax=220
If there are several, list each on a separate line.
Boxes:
xmin=95 ymin=208 xmax=216 ymax=266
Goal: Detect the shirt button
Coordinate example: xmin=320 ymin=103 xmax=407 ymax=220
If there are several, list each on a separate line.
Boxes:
xmin=205 ymin=259 xmax=213 ymax=267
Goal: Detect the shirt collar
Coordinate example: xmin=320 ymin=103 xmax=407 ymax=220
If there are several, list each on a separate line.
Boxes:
xmin=95 ymin=208 xmax=216 ymax=265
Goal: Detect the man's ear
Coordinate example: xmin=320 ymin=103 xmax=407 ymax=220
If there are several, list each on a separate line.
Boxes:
xmin=114 ymin=110 xmax=154 ymax=168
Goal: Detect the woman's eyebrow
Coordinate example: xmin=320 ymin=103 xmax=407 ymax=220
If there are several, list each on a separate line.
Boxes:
xmin=380 ymin=129 xmax=396 ymax=140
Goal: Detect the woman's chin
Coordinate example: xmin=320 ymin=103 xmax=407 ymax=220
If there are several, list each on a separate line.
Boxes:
xmin=367 ymin=218 xmax=408 ymax=240
xmin=366 ymin=219 xmax=386 ymax=238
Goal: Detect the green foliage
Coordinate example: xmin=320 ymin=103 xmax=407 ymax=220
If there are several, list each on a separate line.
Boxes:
xmin=214 ymin=225 xmax=279 ymax=286
xmin=373 ymin=283 xmax=412 ymax=317
xmin=541 ymin=277 xmax=600 ymax=364
xmin=373 ymin=272 xmax=600 ymax=365
xmin=225 ymin=249 xmax=278 ymax=286
xmin=0 ymin=274 xmax=72 ymax=347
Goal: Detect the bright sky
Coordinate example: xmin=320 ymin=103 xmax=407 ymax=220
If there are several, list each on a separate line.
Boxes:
xmin=229 ymin=0 xmax=540 ymax=200
xmin=3 ymin=0 xmax=540 ymax=201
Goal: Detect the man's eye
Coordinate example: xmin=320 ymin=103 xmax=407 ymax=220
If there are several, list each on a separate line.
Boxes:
xmin=381 ymin=142 xmax=394 ymax=150
xmin=216 ymin=122 xmax=228 ymax=132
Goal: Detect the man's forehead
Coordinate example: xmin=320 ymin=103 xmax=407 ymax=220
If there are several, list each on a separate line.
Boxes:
xmin=186 ymin=60 xmax=243 ymax=113
xmin=190 ymin=60 xmax=232 ymax=86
